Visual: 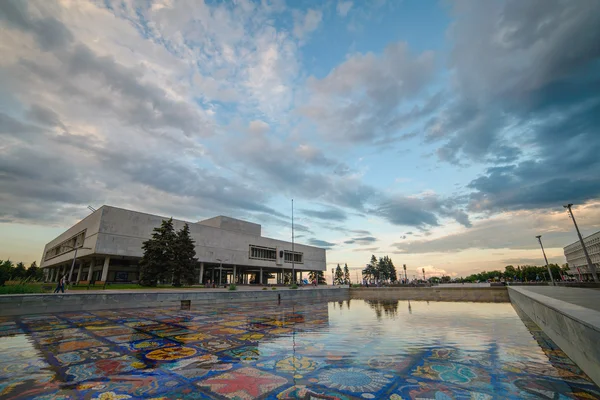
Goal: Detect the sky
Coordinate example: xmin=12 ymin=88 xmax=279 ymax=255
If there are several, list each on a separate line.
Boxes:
xmin=1 ymin=0 xmax=600 ymax=279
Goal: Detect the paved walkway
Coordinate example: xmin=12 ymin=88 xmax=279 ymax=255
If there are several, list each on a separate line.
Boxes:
xmin=515 ymin=286 xmax=600 ymax=313
xmin=63 ymin=285 xmax=344 ymax=295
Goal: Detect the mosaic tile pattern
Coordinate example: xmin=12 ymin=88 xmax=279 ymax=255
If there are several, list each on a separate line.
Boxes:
xmin=0 ymin=299 xmax=599 ymax=399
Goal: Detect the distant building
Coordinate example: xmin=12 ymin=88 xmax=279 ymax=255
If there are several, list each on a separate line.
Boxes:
xmin=563 ymin=230 xmax=600 ymax=280
xmin=40 ymin=205 xmax=326 ymax=285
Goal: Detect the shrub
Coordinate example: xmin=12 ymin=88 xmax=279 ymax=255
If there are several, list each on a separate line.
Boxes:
xmin=271 ymin=287 xmax=277 ymax=290
xmin=290 ymin=284 xmax=298 ymax=289
xmin=262 ymin=287 xmax=267 ymax=290
xmin=0 ymin=284 xmax=46 ymax=294
xmin=228 ymin=284 xmax=237 ymax=291
xmin=351 ymin=284 xmax=361 ymax=288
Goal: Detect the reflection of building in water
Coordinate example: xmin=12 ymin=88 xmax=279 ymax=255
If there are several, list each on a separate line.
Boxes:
xmin=365 ymin=299 xmax=399 ymax=320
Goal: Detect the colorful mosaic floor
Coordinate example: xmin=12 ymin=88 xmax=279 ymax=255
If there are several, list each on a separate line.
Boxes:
xmin=1 ymin=298 xmax=599 ymax=399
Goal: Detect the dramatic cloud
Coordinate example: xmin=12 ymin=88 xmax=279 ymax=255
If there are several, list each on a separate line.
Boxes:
xmin=372 ymin=193 xmax=471 ymax=228
xmin=393 ymin=203 xmax=600 ymax=254
xmin=426 ymin=0 xmax=600 ymax=213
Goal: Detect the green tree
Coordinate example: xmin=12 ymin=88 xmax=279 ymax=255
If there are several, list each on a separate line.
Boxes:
xmin=343 ymin=263 xmax=350 ymax=284
xmin=172 ymin=223 xmax=198 ymax=287
xmin=0 ymin=260 xmax=14 ymax=286
xmin=370 ymin=255 xmax=379 ymax=281
xmin=334 ymin=264 xmax=344 ymax=285
xmin=13 ymin=262 xmax=27 ymax=280
xmin=139 ymin=218 xmax=176 ymax=287
xmin=27 ymin=261 xmax=43 ymax=281
xmin=308 ymin=271 xmax=326 ymax=284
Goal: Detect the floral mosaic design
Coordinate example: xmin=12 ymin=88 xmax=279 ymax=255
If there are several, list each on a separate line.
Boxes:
xmin=1 ymin=299 xmax=599 ymax=399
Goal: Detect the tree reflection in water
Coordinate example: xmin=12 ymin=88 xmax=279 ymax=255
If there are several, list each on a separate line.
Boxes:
xmin=365 ymin=299 xmax=399 ymax=320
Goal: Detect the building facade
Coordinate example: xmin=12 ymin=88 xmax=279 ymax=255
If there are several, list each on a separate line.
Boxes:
xmin=563 ymin=230 xmax=600 ymax=280
xmin=40 ymin=206 xmax=326 ymax=285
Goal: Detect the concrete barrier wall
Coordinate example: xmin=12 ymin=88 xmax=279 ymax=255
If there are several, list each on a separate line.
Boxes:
xmin=350 ymin=287 xmax=510 ymax=302
xmin=0 ymin=288 xmax=350 ymax=316
xmin=508 ymin=287 xmax=600 ymax=386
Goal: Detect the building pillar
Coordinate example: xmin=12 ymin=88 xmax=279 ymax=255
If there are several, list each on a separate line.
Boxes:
xmin=211 ymin=268 xmax=214 ymax=284
xmin=199 ymin=262 xmax=204 ymax=284
xmin=233 ymin=265 xmax=237 ymax=284
xmin=101 ymin=256 xmax=110 ymax=282
xmin=47 ymin=268 xmax=52 ymax=282
xmin=87 ymin=259 xmax=95 ymax=281
xmin=76 ymin=262 xmax=83 ymax=282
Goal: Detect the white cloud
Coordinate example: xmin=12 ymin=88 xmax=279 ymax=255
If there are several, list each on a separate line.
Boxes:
xmin=293 ymin=8 xmax=323 ymax=41
xmin=337 ymin=1 xmax=353 ymax=17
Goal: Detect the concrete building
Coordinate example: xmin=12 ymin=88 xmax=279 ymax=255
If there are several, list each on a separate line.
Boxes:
xmin=563 ymin=230 xmax=600 ymax=280
xmin=40 ymin=205 xmax=326 ymax=285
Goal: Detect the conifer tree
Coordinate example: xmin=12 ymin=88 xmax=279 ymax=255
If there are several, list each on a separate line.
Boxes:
xmin=172 ymin=223 xmax=198 ymax=287
xmin=343 ymin=263 xmax=350 ymax=284
xmin=335 ymin=264 xmax=344 ymax=284
xmin=139 ymin=218 xmax=175 ymax=286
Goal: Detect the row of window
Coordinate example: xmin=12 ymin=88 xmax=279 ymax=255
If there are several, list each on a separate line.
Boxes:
xmin=44 ymin=230 xmax=86 ymax=261
xmin=249 ymin=245 xmax=277 ymax=261
xmin=248 ymin=245 xmax=303 ymax=264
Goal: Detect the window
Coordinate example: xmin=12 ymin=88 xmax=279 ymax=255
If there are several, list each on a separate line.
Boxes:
xmin=249 ymin=245 xmax=276 ymax=261
xmin=284 ymin=251 xmax=303 ymax=264
xmin=44 ymin=230 xmax=87 ymax=261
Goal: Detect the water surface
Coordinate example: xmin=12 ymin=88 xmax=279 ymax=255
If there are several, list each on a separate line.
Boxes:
xmin=0 ymin=298 xmax=598 ymax=399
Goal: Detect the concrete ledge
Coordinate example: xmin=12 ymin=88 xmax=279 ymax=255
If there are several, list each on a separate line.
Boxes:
xmin=0 ymin=287 xmax=349 ymax=316
xmin=508 ymin=286 xmax=600 ymax=386
xmin=350 ymin=287 xmax=510 ymax=302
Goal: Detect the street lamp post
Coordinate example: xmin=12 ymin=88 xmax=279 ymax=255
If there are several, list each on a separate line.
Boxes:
xmin=331 ymin=268 xmax=334 ymax=285
xmin=216 ymin=258 xmax=224 ymax=287
xmin=535 ymin=235 xmax=555 ymax=286
xmin=65 ymin=245 xmax=92 ymax=283
xmin=403 ymin=264 xmax=407 ymax=284
xmin=564 ymin=204 xmax=598 ymax=282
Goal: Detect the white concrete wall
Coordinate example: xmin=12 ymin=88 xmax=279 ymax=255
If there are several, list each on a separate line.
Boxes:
xmin=94 ymin=206 xmax=326 ymax=271
xmin=198 ymin=216 xmax=261 ymax=236
xmin=564 ymin=230 xmax=600 ymax=274
xmin=40 ymin=208 xmax=104 ymax=268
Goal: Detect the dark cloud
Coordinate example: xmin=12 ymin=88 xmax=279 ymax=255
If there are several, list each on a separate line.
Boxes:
xmin=371 ymin=194 xmax=471 ymax=228
xmin=0 ymin=1 xmax=74 ymax=51
xmin=344 ymin=236 xmax=377 ymax=245
xmin=392 ymin=205 xmax=600 ymax=254
xmin=300 ymin=207 xmax=347 ymax=222
xmin=307 ymin=239 xmax=336 ymax=249
xmin=423 ymin=0 xmax=600 ymax=213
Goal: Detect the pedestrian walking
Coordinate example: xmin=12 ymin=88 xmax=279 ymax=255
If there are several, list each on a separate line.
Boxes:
xmin=54 ymin=276 xmax=65 ymax=293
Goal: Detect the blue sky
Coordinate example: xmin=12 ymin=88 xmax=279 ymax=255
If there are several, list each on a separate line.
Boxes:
xmin=1 ymin=0 xmax=600 ymax=279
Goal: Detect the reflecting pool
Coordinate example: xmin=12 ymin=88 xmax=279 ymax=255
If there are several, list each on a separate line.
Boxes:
xmin=1 ymin=298 xmax=599 ymax=399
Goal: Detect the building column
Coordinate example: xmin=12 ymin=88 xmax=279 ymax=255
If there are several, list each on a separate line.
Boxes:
xmin=211 ymin=268 xmax=214 ymax=284
xmin=76 ymin=262 xmax=83 ymax=282
xmin=101 ymin=256 xmax=110 ymax=282
xmin=300 ymin=271 xmax=303 ymax=283
xmin=199 ymin=262 xmax=204 ymax=284
xmin=47 ymin=268 xmax=52 ymax=282
xmin=259 ymin=267 xmax=263 ymax=284
xmin=87 ymin=259 xmax=95 ymax=281
xmin=233 ymin=265 xmax=237 ymax=284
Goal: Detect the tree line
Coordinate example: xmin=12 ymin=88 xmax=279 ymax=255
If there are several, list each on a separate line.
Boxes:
xmin=139 ymin=218 xmax=198 ymax=287
xmin=462 ymin=264 xmax=569 ymax=283
xmin=0 ymin=260 xmax=43 ymax=285
xmin=362 ymin=255 xmax=398 ymax=283
xmin=333 ymin=263 xmax=350 ymax=284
